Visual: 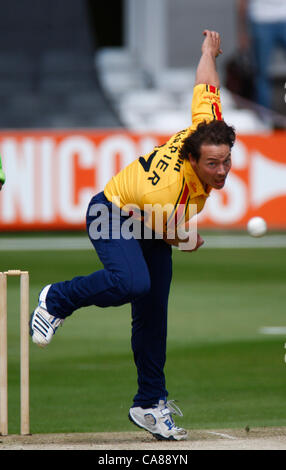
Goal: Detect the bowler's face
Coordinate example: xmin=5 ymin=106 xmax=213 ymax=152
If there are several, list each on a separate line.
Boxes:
xmin=189 ymin=143 xmax=231 ymax=190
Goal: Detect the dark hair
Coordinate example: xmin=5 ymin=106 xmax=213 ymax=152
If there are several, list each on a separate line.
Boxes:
xmin=179 ymin=120 xmax=236 ymax=162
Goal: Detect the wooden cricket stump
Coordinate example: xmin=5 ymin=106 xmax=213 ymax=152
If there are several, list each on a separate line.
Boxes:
xmin=0 ymin=270 xmax=30 ymax=436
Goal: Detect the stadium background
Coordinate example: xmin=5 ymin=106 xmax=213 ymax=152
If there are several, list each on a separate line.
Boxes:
xmin=0 ymin=0 xmax=286 ymax=437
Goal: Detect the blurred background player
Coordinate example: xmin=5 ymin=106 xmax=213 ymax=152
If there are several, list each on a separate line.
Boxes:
xmin=30 ymin=30 xmax=236 ymax=441
xmin=0 ymin=154 xmax=5 ymax=190
xmin=237 ymin=0 xmax=286 ymax=110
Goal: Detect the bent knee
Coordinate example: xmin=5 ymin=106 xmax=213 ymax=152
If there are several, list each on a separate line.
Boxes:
xmin=114 ymin=270 xmax=151 ymax=300
xmin=131 ymin=274 xmax=151 ymax=299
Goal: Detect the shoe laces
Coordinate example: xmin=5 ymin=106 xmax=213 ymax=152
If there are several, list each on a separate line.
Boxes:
xmin=52 ymin=317 xmax=64 ymax=331
xmin=157 ymin=399 xmax=183 ymax=417
xmin=166 ymin=400 xmax=184 ymax=417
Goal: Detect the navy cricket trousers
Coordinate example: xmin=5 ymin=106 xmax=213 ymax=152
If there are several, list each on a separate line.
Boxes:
xmin=45 ymin=192 xmax=173 ymax=407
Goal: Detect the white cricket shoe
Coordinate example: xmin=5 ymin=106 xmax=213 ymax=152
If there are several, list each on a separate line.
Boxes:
xmin=30 ymin=285 xmax=64 ymax=348
xmin=128 ymin=399 xmax=188 ymax=441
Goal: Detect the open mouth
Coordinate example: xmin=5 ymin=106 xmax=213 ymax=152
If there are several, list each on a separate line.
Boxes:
xmin=215 ymin=179 xmax=225 ymax=187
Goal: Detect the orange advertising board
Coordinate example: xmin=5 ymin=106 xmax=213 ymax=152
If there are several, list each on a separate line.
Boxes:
xmin=0 ymin=129 xmax=286 ymax=231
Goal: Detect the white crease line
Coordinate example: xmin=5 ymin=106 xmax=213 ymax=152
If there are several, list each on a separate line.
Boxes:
xmin=206 ymin=431 xmax=237 ymax=440
xmin=259 ymin=327 xmax=286 ymax=335
xmin=0 ymin=234 xmax=286 ymax=251
xmin=0 ymin=237 xmax=91 ymax=251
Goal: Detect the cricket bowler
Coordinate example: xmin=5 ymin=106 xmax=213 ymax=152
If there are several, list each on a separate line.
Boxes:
xmin=30 ymin=30 xmax=236 ymax=441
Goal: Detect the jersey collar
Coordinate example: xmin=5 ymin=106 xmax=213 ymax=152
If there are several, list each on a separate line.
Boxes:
xmin=183 ymin=159 xmax=212 ymax=197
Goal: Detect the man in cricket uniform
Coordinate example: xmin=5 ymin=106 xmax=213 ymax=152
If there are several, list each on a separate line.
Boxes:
xmin=0 ymin=155 xmax=5 ymax=190
xmin=30 ymin=30 xmax=236 ymax=441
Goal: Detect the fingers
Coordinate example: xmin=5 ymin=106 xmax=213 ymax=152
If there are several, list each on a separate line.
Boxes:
xmin=202 ymin=29 xmax=222 ymax=56
xmin=192 ymin=233 xmax=204 ymax=251
xmin=203 ymin=29 xmax=220 ymax=42
xmin=212 ymin=31 xmax=222 ymax=56
xmin=204 ymin=29 xmax=220 ymax=39
xmin=197 ymin=233 xmax=204 ymax=248
xmin=210 ymin=30 xmax=221 ymax=47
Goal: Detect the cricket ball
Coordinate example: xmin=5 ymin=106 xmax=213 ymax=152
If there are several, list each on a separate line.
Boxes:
xmin=247 ymin=217 xmax=267 ymax=238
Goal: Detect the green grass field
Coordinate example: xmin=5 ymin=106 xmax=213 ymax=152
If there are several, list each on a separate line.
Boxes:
xmin=2 ymin=239 xmax=286 ymax=434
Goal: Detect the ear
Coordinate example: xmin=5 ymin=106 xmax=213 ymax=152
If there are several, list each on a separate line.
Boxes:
xmin=188 ymin=153 xmax=197 ymax=170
